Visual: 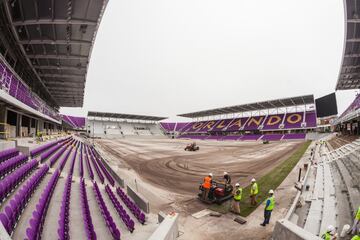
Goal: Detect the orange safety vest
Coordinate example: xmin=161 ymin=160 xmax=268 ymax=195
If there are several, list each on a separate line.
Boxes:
xmin=202 ymin=176 xmax=212 ymax=189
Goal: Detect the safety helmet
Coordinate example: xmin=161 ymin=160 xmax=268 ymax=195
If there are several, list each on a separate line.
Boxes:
xmin=327 ymin=225 xmax=335 ymax=234
xmin=235 ymin=183 xmax=240 ymax=187
xmin=269 ymin=189 xmax=274 ymax=194
xmin=224 ymin=171 xmax=228 ymax=175
xmin=251 ymin=178 xmax=256 ymax=182
xmin=209 ymin=173 xmax=213 ymax=177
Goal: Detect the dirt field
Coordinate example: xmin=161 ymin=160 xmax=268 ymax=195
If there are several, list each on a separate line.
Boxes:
xmin=96 ymin=138 xmax=303 ymax=210
xmin=94 ymin=137 xmax=313 ymax=240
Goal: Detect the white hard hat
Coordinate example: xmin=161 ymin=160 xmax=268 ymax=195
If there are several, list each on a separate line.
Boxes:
xmin=235 ymin=183 xmax=240 ymax=187
xmin=327 ymin=225 xmax=335 ymax=233
xmin=209 ymin=173 xmax=213 ymax=177
xmin=251 ymin=178 xmax=256 ymax=182
xmin=269 ymin=189 xmax=274 ymax=194
xmin=224 ymin=172 xmax=228 ymax=175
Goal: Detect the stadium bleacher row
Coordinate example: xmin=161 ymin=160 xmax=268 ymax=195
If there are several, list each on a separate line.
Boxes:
xmin=288 ymin=137 xmax=360 ymax=237
xmin=26 ymin=170 xmax=60 ymax=240
xmin=58 ymin=175 xmax=72 ymax=240
xmin=161 ymin=111 xmax=316 ymax=133
xmin=61 ymin=115 xmax=86 ymax=129
xmin=177 ymin=133 xmax=306 ymax=141
xmin=87 ymin=120 xmax=164 ymax=137
xmin=160 ymin=111 xmax=315 ymax=141
xmin=0 ymin=59 xmax=60 ymax=121
xmin=0 ymin=136 xmax=147 ymax=239
xmin=336 ymin=94 xmax=360 ymax=123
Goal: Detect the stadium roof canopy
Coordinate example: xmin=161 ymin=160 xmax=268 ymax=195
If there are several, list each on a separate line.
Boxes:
xmin=178 ymin=95 xmax=314 ymax=118
xmin=88 ymin=111 xmax=167 ymax=121
xmin=0 ymin=0 xmax=108 ymax=107
xmin=336 ymin=0 xmax=360 ymax=90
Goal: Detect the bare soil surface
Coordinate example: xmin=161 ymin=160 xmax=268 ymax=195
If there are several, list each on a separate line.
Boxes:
xmin=97 ymin=138 xmax=303 ymax=213
xmin=95 ymin=137 xmax=314 ymax=240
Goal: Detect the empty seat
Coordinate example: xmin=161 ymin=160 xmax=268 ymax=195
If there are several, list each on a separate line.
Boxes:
xmin=0 ymin=164 xmax=49 ymax=235
xmin=0 ymin=148 xmax=19 ymax=163
xmin=93 ymin=182 xmax=121 ymax=240
xmin=25 ymin=170 xmax=60 ymax=240
xmin=79 ymin=179 xmax=96 ymax=240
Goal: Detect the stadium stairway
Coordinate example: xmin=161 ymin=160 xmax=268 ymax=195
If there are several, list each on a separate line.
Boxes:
xmin=303 ymin=142 xmax=337 ymax=236
xmin=325 ymin=138 xmax=360 ymax=235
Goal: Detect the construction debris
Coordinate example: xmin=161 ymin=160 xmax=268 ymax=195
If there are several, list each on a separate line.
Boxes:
xmin=234 ymin=216 xmax=247 ymax=224
xmin=209 ymin=212 xmax=222 ymax=217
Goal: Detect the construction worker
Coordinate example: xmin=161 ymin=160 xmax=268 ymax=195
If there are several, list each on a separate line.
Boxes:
xmin=321 ymin=225 xmax=336 ymax=240
xmin=223 ymin=172 xmax=231 ymax=185
xmin=250 ymin=178 xmax=259 ymax=206
xmin=231 ymin=183 xmax=242 ymax=214
xmin=260 ymin=189 xmax=275 ymax=226
xmin=348 ymin=206 xmax=360 ymax=235
xmin=202 ymin=173 xmax=213 ymax=200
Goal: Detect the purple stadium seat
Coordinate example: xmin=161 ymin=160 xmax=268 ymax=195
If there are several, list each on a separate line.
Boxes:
xmin=0 ymin=59 xmax=61 ymax=120
xmin=61 ymin=115 xmax=86 ymax=129
xmin=0 ymin=154 xmax=28 ymax=179
xmin=89 ymin=147 xmax=115 ymax=186
xmin=86 ymin=146 xmax=104 ymax=183
xmin=262 ymin=134 xmax=284 ymax=141
xmin=105 ymin=185 xmax=135 ymax=232
xmin=116 ymin=187 xmax=146 ymax=224
xmin=0 ymin=164 xmax=49 ymax=235
xmin=0 ymin=148 xmax=19 ymax=163
xmin=92 ymin=182 xmax=120 ymax=239
xmin=25 ymin=170 xmax=60 ymax=240
xmin=58 ymin=176 xmax=72 ymax=240
xmin=282 ymin=133 xmax=306 ymax=140
xmin=80 ymin=179 xmax=97 ymax=239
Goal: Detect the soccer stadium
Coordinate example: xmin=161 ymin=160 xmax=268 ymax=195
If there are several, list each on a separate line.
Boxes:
xmin=0 ymin=0 xmax=359 ymax=240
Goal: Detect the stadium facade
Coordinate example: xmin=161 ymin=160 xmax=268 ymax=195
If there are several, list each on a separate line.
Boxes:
xmin=0 ymin=0 xmax=359 ymax=240
xmin=0 ymin=0 xmax=107 ymax=138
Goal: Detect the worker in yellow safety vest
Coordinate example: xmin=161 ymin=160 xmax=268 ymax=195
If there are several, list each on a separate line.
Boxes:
xmin=260 ymin=189 xmax=275 ymax=226
xmin=321 ymin=225 xmax=337 ymax=240
xmin=348 ymin=206 xmax=360 ymax=235
xmin=250 ymin=178 xmax=258 ymax=206
xmin=231 ymin=183 xmax=242 ymax=214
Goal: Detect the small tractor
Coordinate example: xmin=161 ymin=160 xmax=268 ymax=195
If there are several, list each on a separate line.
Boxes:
xmin=198 ymin=181 xmax=233 ymax=204
xmin=184 ymin=142 xmax=199 ymax=151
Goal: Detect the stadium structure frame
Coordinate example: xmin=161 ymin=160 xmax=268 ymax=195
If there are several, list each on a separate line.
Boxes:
xmin=177 ymin=94 xmax=315 ymax=121
xmin=1 ymin=0 xmax=109 ymax=107
xmin=87 ymin=111 xmax=167 ymax=123
xmin=336 ymin=0 xmax=360 ymax=90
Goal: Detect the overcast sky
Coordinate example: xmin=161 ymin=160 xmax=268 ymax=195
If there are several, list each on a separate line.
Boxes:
xmin=60 ymin=0 xmax=359 ymax=121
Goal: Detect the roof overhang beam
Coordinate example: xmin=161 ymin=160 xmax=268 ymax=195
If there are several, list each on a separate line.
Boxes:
xmin=39 ymin=73 xmax=85 ymax=78
xmin=28 ymin=54 xmax=88 ymax=60
xmin=13 ymin=19 xmax=98 ymax=26
xmin=347 ymin=19 xmax=360 ymax=23
xmin=19 ymin=39 xmax=92 ymax=45
xmin=34 ymin=65 xmax=86 ymax=71
xmin=344 ymin=53 xmax=360 ymax=58
xmin=346 ymin=38 xmax=360 ymax=43
xmin=45 ymin=82 xmax=84 ymax=87
xmin=341 ymin=65 xmax=360 ymax=69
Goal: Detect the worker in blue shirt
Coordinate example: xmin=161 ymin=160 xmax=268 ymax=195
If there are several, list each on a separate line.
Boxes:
xmin=260 ymin=189 xmax=275 ymax=226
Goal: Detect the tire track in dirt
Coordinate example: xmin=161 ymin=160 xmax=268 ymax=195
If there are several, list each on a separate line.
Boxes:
xmin=97 ymin=139 xmax=303 ymax=196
